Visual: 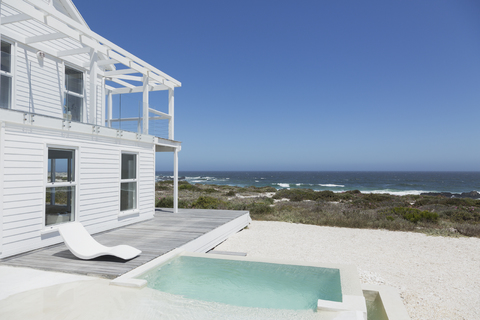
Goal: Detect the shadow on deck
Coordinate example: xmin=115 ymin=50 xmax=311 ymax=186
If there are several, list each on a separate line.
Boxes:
xmin=0 ymin=208 xmax=250 ymax=279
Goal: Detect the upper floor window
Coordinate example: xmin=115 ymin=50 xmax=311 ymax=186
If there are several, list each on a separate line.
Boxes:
xmin=64 ymin=66 xmax=83 ymax=121
xmin=0 ymin=41 xmax=12 ymax=109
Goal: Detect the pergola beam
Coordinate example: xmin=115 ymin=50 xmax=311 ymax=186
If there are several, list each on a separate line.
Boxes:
xmin=110 ymin=78 xmax=136 ymax=89
xmin=45 ymin=15 xmax=81 ymax=41
xmin=57 ymin=46 xmax=91 ymax=57
xmin=1 ymin=13 xmax=31 ymax=25
xmin=113 ymin=75 xmax=143 ymax=82
xmin=149 ymin=108 xmax=171 ymax=119
xmin=26 ymin=32 xmax=68 ymax=44
xmin=96 ymin=59 xmax=119 ymax=67
xmin=2 ymin=0 xmax=44 ymax=22
xmin=3 ymin=0 xmax=181 ymax=87
xmin=104 ymin=68 xmax=137 ymax=77
xmin=109 ymin=84 xmax=169 ymax=95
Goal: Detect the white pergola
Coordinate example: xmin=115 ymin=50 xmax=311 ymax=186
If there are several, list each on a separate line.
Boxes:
xmin=0 ymin=0 xmax=182 ymax=212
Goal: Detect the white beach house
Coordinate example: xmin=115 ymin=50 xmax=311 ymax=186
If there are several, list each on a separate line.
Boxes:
xmin=0 ymin=0 xmax=181 ymax=259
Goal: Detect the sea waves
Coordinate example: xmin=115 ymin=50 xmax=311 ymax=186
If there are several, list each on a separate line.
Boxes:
xmin=272 ymin=183 xmax=345 ymax=189
xmin=156 ymin=171 xmax=480 ymax=195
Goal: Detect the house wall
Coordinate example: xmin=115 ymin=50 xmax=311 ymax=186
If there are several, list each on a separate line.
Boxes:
xmin=15 ymin=44 xmax=64 ymax=118
xmin=0 ymin=122 xmax=155 ymax=259
xmin=11 ymin=41 xmax=96 ymax=124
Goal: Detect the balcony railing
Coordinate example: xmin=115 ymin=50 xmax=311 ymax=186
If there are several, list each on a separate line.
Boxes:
xmin=106 ymin=102 xmax=172 ymax=140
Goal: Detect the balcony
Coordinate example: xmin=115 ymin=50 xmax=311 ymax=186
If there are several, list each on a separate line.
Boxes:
xmin=106 ymin=102 xmax=172 ymax=140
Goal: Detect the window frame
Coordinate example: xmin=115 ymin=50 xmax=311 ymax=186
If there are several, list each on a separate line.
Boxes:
xmin=0 ymin=39 xmax=14 ymax=110
xmin=64 ymin=64 xmax=85 ymax=122
xmin=43 ymin=145 xmax=79 ymax=231
xmin=119 ymin=151 xmax=139 ymax=215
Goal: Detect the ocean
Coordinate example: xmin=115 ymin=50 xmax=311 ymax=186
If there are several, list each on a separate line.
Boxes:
xmin=155 ymin=171 xmax=480 ymax=196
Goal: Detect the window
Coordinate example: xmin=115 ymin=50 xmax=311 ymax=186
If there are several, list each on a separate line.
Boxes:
xmin=0 ymin=41 xmax=12 ymax=109
xmin=120 ymin=153 xmax=137 ymax=211
xmin=64 ymin=66 xmax=83 ymax=122
xmin=45 ymin=149 xmax=76 ymax=226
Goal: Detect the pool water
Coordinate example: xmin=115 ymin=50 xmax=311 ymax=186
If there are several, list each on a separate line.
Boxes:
xmin=141 ymin=256 xmax=342 ymax=311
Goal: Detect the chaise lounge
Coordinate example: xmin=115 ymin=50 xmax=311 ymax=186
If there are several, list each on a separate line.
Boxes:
xmin=59 ymin=222 xmax=141 ymax=260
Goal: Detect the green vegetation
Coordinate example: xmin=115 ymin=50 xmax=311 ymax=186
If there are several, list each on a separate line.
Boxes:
xmin=191 ymin=196 xmax=223 ymax=209
xmin=155 ymin=181 xmax=480 ymax=238
xmin=389 ymin=207 xmax=439 ymax=223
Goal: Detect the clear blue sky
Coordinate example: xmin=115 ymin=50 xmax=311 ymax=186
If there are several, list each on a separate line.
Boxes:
xmin=74 ymin=0 xmax=480 ymax=171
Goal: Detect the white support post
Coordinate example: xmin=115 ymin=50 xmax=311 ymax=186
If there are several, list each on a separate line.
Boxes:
xmin=142 ymin=75 xmax=149 ymax=135
xmin=89 ymin=50 xmax=98 ymax=124
xmin=0 ymin=122 xmax=4 ymax=254
xmin=107 ymin=90 xmax=112 ymax=127
xmin=173 ymin=148 xmax=178 ymax=213
xmin=101 ymin=77 xmax=105 ymax=127
xmin=168 ymin=88 xmax=174 ymax=140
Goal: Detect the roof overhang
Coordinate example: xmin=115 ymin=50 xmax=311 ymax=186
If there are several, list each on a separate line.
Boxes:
xmin=0 ymin=0 xmax=181 ymax=94
xmin=155 ymin=138 xmax=181 ymax=152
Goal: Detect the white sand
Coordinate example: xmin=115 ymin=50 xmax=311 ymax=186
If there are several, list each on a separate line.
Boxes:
xmin=0 ymin=265 xmax=96 ymax=300
xmin=215 ymin=221 xmax=480 ymax=320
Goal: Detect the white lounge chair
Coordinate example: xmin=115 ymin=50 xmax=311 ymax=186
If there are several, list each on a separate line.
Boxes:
xmin=58 ymin=222 xmax=141 ymax=260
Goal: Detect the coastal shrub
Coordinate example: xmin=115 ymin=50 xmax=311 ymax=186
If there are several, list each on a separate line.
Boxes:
xmin=345 ymin=190 xmax=361 ymax=194
xmin=264 ymin=197 xmax=275 ymax=204
xmin=156 ymin=196 xmax=188 ymax=208
xmin=350 ymin=198 xmax=378 ymax=209
xmin=203 ymin=187 xmax=217 ymax=194
xmin=225 ymin=190 xmax=236 ymax=196
xmin=237 ymin=186 xmax=277 ymax=193
xmin=179 ymin=183 xmax=201 ymax=192
xmin=363 ymin=194 xmax=393 ymax=202
xmin=262 ymin=186 xmax=278 ymax=192
xmin=442 ymin=208 xmax=480 ymax=223
xmin=316 ymin=191 xmax=340 ymax=201
xmin=391 ymin=207 xmax=438 ymax=224
xmin=191 ymin=196 xmax=223 ymax=209
xmin=443 ymin=198 xmax=479 ymax=207
xmin=415 ymin=196 xmax=480 ymax=208
xmin=249 ymin=202 xmax=274 ymax=215
xmin=156 ymin=196 xmax=173 ymax=208
xmin=155 ymin=181 xmax=172 ymax=191
xmin=273 ymin=189 xmax=318 ymax=201
xmin=455 ymin=223 xmax=480 ymax=237
xmin=337 ymin=192 xmax=353 ymax=200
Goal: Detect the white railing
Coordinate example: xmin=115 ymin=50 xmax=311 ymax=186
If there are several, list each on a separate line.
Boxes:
xmin=106 ymin=102 xmax=172 ymax=140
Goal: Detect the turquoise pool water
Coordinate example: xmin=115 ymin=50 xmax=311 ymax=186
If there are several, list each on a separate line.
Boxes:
xmin=141 ymin=256 xmax=342 ymax=311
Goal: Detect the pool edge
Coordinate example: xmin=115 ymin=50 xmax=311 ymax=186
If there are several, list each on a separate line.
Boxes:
xmin=362 ymin=284 xmax=411 ymax=320
xmin=110 ymin=211 xmax=251 ymax=288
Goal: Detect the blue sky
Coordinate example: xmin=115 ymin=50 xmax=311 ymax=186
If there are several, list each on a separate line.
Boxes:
xmin=74 ymin=0 xmax=480 ymax=171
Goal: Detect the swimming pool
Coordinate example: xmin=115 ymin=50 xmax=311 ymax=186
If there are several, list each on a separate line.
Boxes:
xmin=113 ymin=251 xmax=368 ymax=318
xmin=140 ymin=255 xmax=342 ymax=310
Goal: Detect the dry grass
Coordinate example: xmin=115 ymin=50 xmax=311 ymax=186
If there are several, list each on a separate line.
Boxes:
xmin=155 ymin=181 xmax=480 ymax=238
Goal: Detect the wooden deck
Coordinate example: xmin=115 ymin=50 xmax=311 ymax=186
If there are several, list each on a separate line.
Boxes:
xmin=0 ymin=208 xmax=250 ymax=279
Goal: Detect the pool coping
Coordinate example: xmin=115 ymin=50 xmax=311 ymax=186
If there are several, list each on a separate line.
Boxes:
xmin=362 ymin=284 xmax=411 ymax=320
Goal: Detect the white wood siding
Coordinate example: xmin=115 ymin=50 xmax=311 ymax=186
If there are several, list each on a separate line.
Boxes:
xmin=13 ymin=43 xmax=102 ymax=126
xmin=0 ymin=123 xmax=156 ymax=259
xmin=139 ymin=148 xmax=155 ymax=216
xmin=15 ymin=44 xmax=63 ymax=117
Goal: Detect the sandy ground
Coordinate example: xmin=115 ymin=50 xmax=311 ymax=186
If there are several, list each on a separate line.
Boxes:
xmin=215 ymin=221 xmax=480 ymax=320
xmin=0 ymin=266 xmax=96 ymax=300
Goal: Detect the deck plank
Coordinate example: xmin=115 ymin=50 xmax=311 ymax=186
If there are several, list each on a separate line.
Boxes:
xmin=0 ymin=208 xmax=248 ymax=279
